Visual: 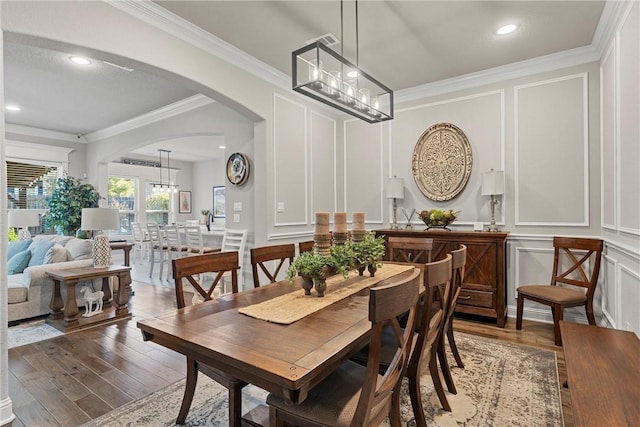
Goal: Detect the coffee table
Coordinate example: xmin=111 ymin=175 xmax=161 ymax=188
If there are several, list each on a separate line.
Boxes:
xmin=46 ymin=265 xmax=132 ymax=332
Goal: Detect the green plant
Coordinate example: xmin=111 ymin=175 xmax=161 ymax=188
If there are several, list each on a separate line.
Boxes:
xmin=329 ymin=242 xmax=355 ymax=279
xmin=352 ymin=231 xmax=386 ymax=268
xmin=201 ymin=209 xmax=211 ymax=216
xmin=8 ymin=228 xmax=17 ymax=242
xmin=286 ymin=251 xmax=333 ymax=282
xmin=44 ymin=176 xmax=101 ymax=236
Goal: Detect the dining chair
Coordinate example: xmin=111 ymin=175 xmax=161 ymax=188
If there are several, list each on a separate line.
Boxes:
xmin=164 ymin=224 xmax=189 ymax=280
xmin=146 ymin=222 xmax=168 ymax=280
xmin=298 ymin=240 xmax=315 ymax=254
xmin=171 ymin=252 xmax=244 ymax=424
xmin=387 ymin=236 xmax=434 ymax=263
xmin=437 ymin=244 xmax=467 ymax=395
xmin=184 ymin=224 xmax=218 ymax=255
xmin=131 ymin=222 xmax=150 ymax=264
xmin=516 ymin=236 xmax=604 ymax=346
xmin=250 ymin=243 xmax=295 ymax=287
xmin=267 ymin=268 xmax=421 ymax=427
xmin=220 ymin=229 xmax=248 ymax=293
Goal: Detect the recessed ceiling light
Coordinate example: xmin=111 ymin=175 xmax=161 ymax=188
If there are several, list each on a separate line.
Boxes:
xmin=496 ymin=24 xmax=517 ymax=35
xmin=5 ymin=105 xmax=21 ymax=112
xmin=219 ymin=145 xmax=226 ymax=149
xmin=69 ymin=56 xmax=92 ymax=65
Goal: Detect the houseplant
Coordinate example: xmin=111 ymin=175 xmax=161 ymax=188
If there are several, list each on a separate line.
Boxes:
xmin=45 ymin=176 xmax=101 ymax=236
xmin=352 ymin=231 xmax=386 ymax=277
xmin=286 ymin=251 xmax=333 ymax=296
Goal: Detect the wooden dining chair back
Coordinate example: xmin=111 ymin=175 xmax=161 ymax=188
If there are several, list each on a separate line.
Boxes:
xmin=250 ymin=243 xmax=295 ymax=287
xmin=170 ymin=252 xmax=245 ymax=425
xmin=298 ymin=240 xmax=315 ymax=254
xmin=387 ymin=236 xmax=434 ymax=263
xmin=146 ymin=222 xmax=168 ymax=280
xmin=437 ymin=244 xmax=467 ymax=395
xmin=172 ymin=251 xmax=240 ymax=308
xmin=516 ymin=236 xmax=604 ymax=346
xmin=268 ymin=268 xmax=420 ymax=427
xmin=407 ymin=254 xmax=453 ymax=423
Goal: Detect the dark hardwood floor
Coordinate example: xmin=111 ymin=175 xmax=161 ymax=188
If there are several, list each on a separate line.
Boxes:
xmin=5 ymin=280 xmax=572 ymax=427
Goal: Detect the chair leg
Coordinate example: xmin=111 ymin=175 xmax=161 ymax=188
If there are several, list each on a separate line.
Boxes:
xmin=516 ymin=293 xmax=524 ymax=330
xmin=408 ymin=364 xmax=428 ymax=427
xmin=429 ymin=353 xmax=451 ymax=412
xmin=553 ymin=304 xmax=563 ymax=346
xmin=389 ymin=382 xmax=403 ymax=427
xmin=149 ymin=249 xmax=155 ymax=277
xmin=438 ymin=336 xmax=457 ymax=394
xmin=177 ymin=358 xmax=199 ymax=424
xmin=585 ymin=303 xmax=596 ymax=325
xmin=447 ymin=326 xmax=464 ymax=368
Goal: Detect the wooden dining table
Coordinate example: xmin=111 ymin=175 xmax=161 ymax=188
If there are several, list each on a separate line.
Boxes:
xmin=136 ymin=263 xmax=421 ymax=426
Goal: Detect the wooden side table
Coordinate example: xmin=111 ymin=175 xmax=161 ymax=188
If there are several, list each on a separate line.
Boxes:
xmin=109 ymin=241 xmax=133 ymax=266
xmin=46 ymin=265 xmax=132 ymax=332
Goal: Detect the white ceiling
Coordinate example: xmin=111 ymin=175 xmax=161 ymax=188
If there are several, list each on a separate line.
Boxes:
xmin=3 ymin=1 xmax=606 ymax=162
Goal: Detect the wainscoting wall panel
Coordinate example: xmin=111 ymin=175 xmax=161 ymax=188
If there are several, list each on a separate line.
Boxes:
xmin=344 ymin=119 xmax=384 ymax=224
xmin=310 ymin=111 xmax=337 ymax=217
xmin=617 ymin=2 xmax=640 ymax=235
xmin=514 ymin=73 xmax=589 ymax=226
xmin=391 ymin=90 xmax=504 ymax=227
xmin=273 ymin=94 xmax=307 ymax=226
xmin=619 ymin=263 xmax=640 ymax=333
xmin=601 ymin=255 xmax=618 ymax=327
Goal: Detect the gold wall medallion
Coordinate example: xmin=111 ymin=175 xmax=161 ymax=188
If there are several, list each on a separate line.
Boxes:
xmin=412 ymin=122 xmax=473 ymax=201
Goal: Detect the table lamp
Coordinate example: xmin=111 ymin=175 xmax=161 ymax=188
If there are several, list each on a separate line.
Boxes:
xmin=386 ymin=177 xmax=404 ymax=229
xmin=81 ymin=208 xmax=119 ymax=268
xmin=481 ymin=169 xmax=505 ymax=232
xmin=8 ymin=210 xmax=40 ymax=240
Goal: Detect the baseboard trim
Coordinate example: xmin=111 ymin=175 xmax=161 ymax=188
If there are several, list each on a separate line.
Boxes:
xmin=0 ymin=397 xmax=15 ymax=427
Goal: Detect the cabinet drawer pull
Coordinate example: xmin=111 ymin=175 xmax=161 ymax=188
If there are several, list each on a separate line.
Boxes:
xmin=459 ymin=295 xmax=472 ymax=300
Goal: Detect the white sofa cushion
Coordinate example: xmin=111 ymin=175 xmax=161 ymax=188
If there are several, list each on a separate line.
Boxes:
xmin=44 ymin=243 xmax=69 ymax=264
xmin=65 ymin=238 xmax=93 ymax=260
xmin=7 ymin=275 xmax=28 ymax=304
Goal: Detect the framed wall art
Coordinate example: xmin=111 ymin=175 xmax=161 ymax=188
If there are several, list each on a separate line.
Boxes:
xmin=178 ymin=191 xmax=192 ymax=213
xmin=213 ymin=186 xmax=225 ymax=218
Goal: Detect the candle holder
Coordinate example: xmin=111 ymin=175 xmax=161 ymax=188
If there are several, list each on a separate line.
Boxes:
xmin=313 ymin=233 xmax=332 ymax=256
xmin=332 ymin=231 xmax=349 ymax=245
xmin=351 ymin=229 xmax=366 ymax=243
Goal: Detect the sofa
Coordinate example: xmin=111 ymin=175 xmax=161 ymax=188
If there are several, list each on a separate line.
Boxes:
xmin=7 ymin=235 xmax=98 ymax=323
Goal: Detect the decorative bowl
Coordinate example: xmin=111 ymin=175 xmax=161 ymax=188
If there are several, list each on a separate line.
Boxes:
xmin=419 ymin=209 xmax=459 ymax=229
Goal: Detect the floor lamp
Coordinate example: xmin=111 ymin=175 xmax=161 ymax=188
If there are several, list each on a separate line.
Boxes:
xmin=481 ymin=169 xmax=505 ymax=232
xmin=8 ymin=210 xmax=40 ymax=241
xmin=81 ymin=208 xmax=120 ymax=268
xmin=386 ymin=177 xmax=404 ymax=229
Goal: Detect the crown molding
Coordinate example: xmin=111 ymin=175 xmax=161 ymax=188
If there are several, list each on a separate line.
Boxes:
xmin=4 ymin=123 xmax=83 ymax=143
xmin=107 ymin=0 xmax=290 ymax=91
xmin=84 ymin=94 xmax=214 ymax=142
xmin=5 ymin=139 xmax=76 ymax=154
xmin=591 ymin=0 xmax=630 ymax=56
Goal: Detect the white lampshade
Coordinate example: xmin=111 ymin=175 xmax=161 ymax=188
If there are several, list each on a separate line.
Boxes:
xmin=386 ymin=177 xmax=405 ymax=199
xmin=481 ymin=170 xmax=505 ymax=196
xmin=8 ymin=210 xmax=40 ymax=228
xmin=81 ymin=208 xmax=119 ymax=231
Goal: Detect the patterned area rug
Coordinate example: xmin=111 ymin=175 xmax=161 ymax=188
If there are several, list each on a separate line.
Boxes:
xmin=82 ymin=333 xmax=563 ymax=427
xmin=7 ymin=319 xmax=64 ymax=349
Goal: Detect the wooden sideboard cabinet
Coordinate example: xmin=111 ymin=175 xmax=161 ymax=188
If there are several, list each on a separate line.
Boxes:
xmin=375 ymin=229 xmax=508 ymax=327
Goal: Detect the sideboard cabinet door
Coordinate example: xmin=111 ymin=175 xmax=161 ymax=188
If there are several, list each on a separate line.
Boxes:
xmin=376 ymin=229 xmax=508 ymax=327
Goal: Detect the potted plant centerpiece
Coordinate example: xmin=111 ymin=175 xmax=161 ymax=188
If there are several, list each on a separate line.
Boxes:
xmin=286 ymin=251 xmax=333 ymax=296
xmin=352 ymin=231 xmax=386 ymax=277
xmin=45 ymin=176 xmax=101 ymax=236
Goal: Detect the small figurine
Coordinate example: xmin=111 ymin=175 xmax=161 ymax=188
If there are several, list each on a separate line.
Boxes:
xmin=81 ymin=286 xmax=104 ymax=317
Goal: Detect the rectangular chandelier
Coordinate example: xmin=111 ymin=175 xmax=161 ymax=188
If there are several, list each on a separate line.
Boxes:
xmin=292 ymin=41 xmax=393 ymax=124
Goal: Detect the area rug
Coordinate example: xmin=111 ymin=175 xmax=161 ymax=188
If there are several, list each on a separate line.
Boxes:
xmin=7 ymin=319 xmax=64 ymax=349
xmin=81 ymin=333 xmax=563 ymax=427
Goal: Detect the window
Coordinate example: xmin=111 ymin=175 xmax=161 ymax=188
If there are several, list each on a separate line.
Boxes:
xmin=6 ymin=161 xmax=59 ymax=210
xmin=108 ymin=177 xmax=136 ymax=234
xmin=145 ymin=182 xmax=169 ymax=225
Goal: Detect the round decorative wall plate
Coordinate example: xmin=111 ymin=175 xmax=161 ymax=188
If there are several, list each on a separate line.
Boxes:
xmin=226 ymin=153 xmax=250 ymax=185
xmin=412 ymin=122 xmax=473 ymax=201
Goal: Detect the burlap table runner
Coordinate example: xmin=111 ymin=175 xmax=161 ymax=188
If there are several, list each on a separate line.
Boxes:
xmin=238 ymin=263 xmax=414 ymax=324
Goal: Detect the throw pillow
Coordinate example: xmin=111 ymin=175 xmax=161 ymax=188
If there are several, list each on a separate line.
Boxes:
xmin=44 ymin=243 xmax=69 ymax=264
xmin=28 ymin=239 xmax=55 ymax=267
xmin=8 ymin=249 xmax=32 ymax=274
xmin=7 ymin=239 xmax=33 ymax=260
xmin=65 ymin=238 xmax=93 ymax=260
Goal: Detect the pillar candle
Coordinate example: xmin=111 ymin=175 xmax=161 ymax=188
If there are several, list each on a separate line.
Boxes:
xmin=334 ymin=212 xmax=347 ymax=233
xmin=315 ymin=212 xmax=330 ymax=234
xmin=352 ymin=212 xmax=365 ymax=231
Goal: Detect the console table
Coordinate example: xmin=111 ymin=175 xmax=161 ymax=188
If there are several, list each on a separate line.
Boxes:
xmin=46 ymin=265 xmax=132 ymax=332
xmin=376 ymin=229 xmax=508 ymax=327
